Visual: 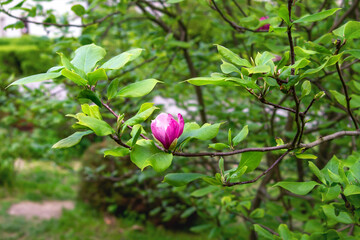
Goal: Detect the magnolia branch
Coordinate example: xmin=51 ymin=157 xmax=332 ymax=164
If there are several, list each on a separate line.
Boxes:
xmin=209 ymin=0 xmax=255 ymax=33
xmin=224 ymin=151 xmax=290 ymax=186
xmin=0 ymin=7 xmax=123 ymax=28
xmin=334 ymin=40 xmax=359 ymax=129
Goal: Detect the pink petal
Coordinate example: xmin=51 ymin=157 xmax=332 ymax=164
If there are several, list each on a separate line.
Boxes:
xmin=177 ymin=113 xmax=184 ymax=138
xmin=259 ymin=16 xmax=269 ymax=21
xmin=151 ymin=122 xmax=165 ymax=144
xmin=151 ymin=113 xmax=172 ymax=146
xmin=165 ymin=118 xmax=179 ymax=146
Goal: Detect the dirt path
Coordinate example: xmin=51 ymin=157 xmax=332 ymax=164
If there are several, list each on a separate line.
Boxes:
xmin=7 ymin=200 xmax=74 ymax=220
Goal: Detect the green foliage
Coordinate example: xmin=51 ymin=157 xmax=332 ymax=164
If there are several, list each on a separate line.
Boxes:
xmin=3 ymin=0 xmax=360 ymax=238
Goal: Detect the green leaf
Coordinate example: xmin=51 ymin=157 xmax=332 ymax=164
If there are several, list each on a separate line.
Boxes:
xmin=117 ymin=79 xmax=161 ymax=98
xmin=209 ymin=143 xmax=229 ymax=150
xmin=238 ymin=152 xmax=264 ymax=173
xmin=216 ymin=45 xmax=252 ymax=68
xmin=71 ymin=44 xmax=106 ymax=73
xmin=245 ymin=65 xmax=270 ymax=75
xmin=278 ymin=5 xmax=290 ymax=25
xmin=148 ymin=152 xmax=173 ymax=172
xmin=186 ymin=77 xmax=237 ymax=86
xmin=78 ymin=90 xmax=102 ymax=107
xmin=163 ymin=173 xmax=206 ymax=187
xmin=7 ymin=72 xmax=61 ymax=87
xmin=130 ymin=140 xmax=172 ymax=172
xmin=292 ymin=58 xmax=310 ymax=71
xmin=294 ymin=46 xmax=318 ymax=58
xmin=124 ymin=104 xmax=158 ymax=126
xmin=300 ymin=80 xmax=311 ymax=99
xmin=166 ymin=0 xmax=184 ymax=3
xmin=344 ymin=185 xmax=360 ymax=196
xmin=321 ymin=205 xmax=353 ymax=224
xmin=130 ymin=140 xmax=157 ymax=170
xmin=219 ymin=158 xmax=224 ymax=176
xmin=101 ymin=48 xmax=143 ymax=70
xmin=77 ymin=115 xmax=114 ymax=136
xmin=61 ymin=69 xmax=88 ymax=86
xmin=321 ymin=185 xmax=341 ymax=201
xmin=294 ymin=8 xmax=341 ymax=23
xmin=191 ymin=186 xmax=218 ymax=197
xmin=330 ymin=90 xmax=346 ymax=107
xmin=107 ymin=78 xmax=121 ymax=100
xmin=296 ymin=153 xmax=317 ymax=160
xmin=228 ymin=128 xmax=232 ymax=146
xmin=308 ymin=162 xmax=326 ymax=184
xmin=180 ymin=207 xmax=196 ymax=218
xmin=130 ymin=125 xmax=142 ymax=147
xmin=81 ymin=104 xmax=102 ymax=119
xmin=71 ymin=4 xmax=86 ymax=16
xmin=273 ymin=181 xmax=319 ymax=195
xmin=254 ymin=224 xmax=274 ymax=240
xmin=104 ymin=148 xmax=130 ymax=157
xmin=52 ymin=130 xmax=93 ymax=149
xmin=250 ymin=208 xmax=265 ymax=219
xmin=4 ymin=21 xmax=25 ymax=30
xmin=220 ymin=61 xmax=241 ymax=74
xmin=232 ymin=125 xmax=249 ymax=146
xmin=278 ymin=224 xmax=292 ymax=240
xmin=177 ymin=123 xmax=222 ymax=145
xmin=87 ymin=68 xmax=107 ymax=86
xmin=333 ymin=21 xmax=360 ymax=40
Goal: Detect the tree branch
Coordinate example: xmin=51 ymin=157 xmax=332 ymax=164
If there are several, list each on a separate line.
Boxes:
xmin=0 ymin=8 xmax=124 ymax=28
xmin=224 ymin=151 xmax=290 ymax=186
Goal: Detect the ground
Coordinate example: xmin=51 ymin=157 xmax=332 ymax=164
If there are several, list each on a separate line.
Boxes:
xmin=0 ymin=160 xmax=203 ymax=240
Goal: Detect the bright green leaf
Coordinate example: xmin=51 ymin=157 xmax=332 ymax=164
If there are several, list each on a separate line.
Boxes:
xmin=52 ymin=130 xmax=93 ymax=149
xmin=8 ymin=72 xmax=61 ymax=87
xmin=117 ymin=79 xmax=161 ymax=98
xmin=273 ymin=181 xmax=319 ymax=195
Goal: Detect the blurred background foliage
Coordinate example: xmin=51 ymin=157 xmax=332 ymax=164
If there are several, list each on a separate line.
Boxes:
xmin=1 ymin=0 xmax=360 ymax=239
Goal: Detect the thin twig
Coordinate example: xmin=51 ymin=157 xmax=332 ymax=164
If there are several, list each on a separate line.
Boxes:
xmin=335 ymin=40 xmax=359 ymax=129
xmin=224 ymin=151 xmax=290 ymax=186
xmin=0 ymin=8 xmax=123 ymax=28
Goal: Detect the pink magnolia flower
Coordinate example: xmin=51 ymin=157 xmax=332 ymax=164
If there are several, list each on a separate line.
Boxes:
xmin=257 ymin=16 xmax=270 ymax=32
xmin=151 ymin=113 xmax=184 ymax=150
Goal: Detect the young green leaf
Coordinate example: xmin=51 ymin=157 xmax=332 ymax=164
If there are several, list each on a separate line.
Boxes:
xmin=117 ymin=79 xmax=161 ymax=98
xmin=308 ymin=162 xmax=326 ymax=184
xmin=87 ymin=68 xmax=107 ymax=86
xmin=77 ymin=115 xmax=114 ymax=136
xmin=209 ymin=143 xmax=229 ymax=150
xmin=130 ymin=140 xmax=172 ymax=172
xmin=7 ymin=72 xmax=61 ymax=87
xmin=237 ymin=152 xmax=264 ymax=173
xmin=191 ymin=186 xmax=218 ymax=197
xmin=232 ymin=125 xmax=249 ymax=146
xmin=219 ymin=158 xmax=224 ymax=176
xmin=61 ymin=69 xmax=88 ymax=86
xmin=101 ymin=48 xmax=143 ymax=70
xmin=78 ymin=90 xmax=102 ymax=107
xmin=296 ymin=153 xmax=317 ymax=160
xmin=278 ymin=5 xmax=290 ymax=25
xmin=294 ymin=8 xmax=341 ymax=24
xmin=71 ymin=44 xmax=106 ymax=73
xmin=163 ymin=173 xmax=206 ymax=187
xmin=104 ymin=148 xmax=130 ymax=157
xmin=300 ymin=80 xmax=311 ymax=99
xmin=216 ymin=45 xmax=252 ymax=68
xmin=52 ymin=130 xmax=93 ymax=149
xmin=273 ymin=181 xmax=320 ymax=195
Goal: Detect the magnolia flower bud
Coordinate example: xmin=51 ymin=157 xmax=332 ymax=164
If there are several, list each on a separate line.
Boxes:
xmin=257 ymin=16 xmax=270 ymax=32
xmin=151 ymin=113 xmax=184 ymax=150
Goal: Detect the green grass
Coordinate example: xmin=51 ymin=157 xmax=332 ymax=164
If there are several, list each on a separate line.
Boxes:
xmin=0 ymin=161 xmax=204 ymax=240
